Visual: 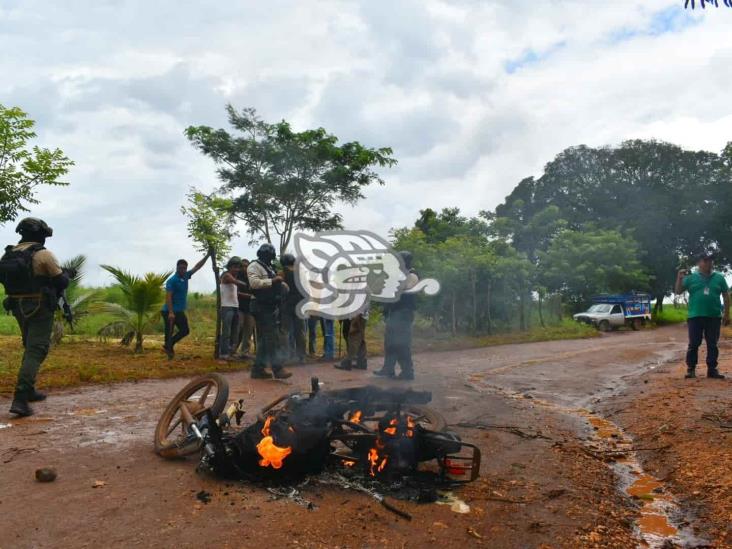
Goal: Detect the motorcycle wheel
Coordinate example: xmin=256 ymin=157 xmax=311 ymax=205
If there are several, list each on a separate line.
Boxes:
xmin=154 ymin=373 xmax=229 ymax=458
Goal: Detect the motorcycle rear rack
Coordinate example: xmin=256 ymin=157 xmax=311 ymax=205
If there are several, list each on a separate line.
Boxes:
xmin=329 ymin=432 xmax=481 ymax=483
xmin=423 ymin=432 xmax=481 ymax=483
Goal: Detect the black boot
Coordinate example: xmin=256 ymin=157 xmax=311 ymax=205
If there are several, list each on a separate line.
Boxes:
xmin=373 ymin=368 xmax=395 ymax=378
xmin=355 ymin=359 xmax=368 ymax=370
xmin=28 ymin=389 xmax=47 ymax=402
xmin=708 ymin=369 xmax=726 ymax=379
xmin=273 ymin=368 xmax=292 ymax=380
xmin=162 ymin=345 xmax=174 ymax=360
xmin=9 ymin=393 xmax=33 ymax=417
xmin=250 ymin=368 xmax=272 ymax=379
xmin=396 ymin=370 xmax=415 ymax=381
xmin=684 ymin=368 xmax=696 ymax=379
xmin=334 ymin=359 xmax=352 ymax=371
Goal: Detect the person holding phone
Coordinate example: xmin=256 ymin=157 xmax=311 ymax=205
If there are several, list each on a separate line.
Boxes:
xmin=675 ymin=251 xmax=730 ymax=379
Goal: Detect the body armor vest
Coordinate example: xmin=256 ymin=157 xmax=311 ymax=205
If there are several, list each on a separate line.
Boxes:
xmin=0 ymin=243 xmax=50 ymax=296
xmin=251 ymin=260 xmax=279 ymax=308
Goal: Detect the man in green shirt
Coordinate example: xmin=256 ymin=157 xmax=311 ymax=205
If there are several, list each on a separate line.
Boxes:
xmin=675 ymin=252 xmax=730 ymax=379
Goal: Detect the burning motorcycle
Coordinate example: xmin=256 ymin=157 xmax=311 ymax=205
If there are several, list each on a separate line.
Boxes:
xmin=154 ymin=373 xmax=480 ymax=486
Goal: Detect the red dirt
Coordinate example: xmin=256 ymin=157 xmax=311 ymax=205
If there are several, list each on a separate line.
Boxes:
xmin=0 ymin=326 xmax=700 ymax=548
xmin=603 ymin=339 xmax=732 ymax=548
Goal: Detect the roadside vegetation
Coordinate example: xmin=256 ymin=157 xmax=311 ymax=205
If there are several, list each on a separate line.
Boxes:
xmin=0 ymin=104 xmax=718 ymax=393
xmin=653 ymin=304 xmax=690 ymax=326
xmin=0 ymin=286 xmax=599 ymax=393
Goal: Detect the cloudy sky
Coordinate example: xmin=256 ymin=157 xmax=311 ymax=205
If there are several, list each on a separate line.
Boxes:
xmin=1 ymin=0 xmax=731 ymax=290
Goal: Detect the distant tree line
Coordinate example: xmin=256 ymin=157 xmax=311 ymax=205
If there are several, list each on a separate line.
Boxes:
xmin=392 ymin=140 xmax=732 ymax=334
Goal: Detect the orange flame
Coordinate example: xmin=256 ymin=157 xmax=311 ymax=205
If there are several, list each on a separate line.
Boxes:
xmin=407 ymin=415 xmax=415 ymax=438
xmin=343 ymin=460 xmax=356 ymax=468
xmin=368 ymin=440 xmax=388 ymax=476
xmin=349 ymin=410 xmax=362 ymax=423
xmin=256 ymin=416 xmax=292 ymax=469
xmin=384 ymin=418 xmax=398 ymax=436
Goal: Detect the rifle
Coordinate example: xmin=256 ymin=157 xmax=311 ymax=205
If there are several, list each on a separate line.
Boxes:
xmin=59 ymin=290 xmax=74 ymax=327
xmin=58 ymin=267 xmax=78 ymax=328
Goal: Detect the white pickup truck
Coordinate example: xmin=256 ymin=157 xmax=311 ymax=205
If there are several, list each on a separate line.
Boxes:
xmin=573 ymin=293 xmax=652 ymax=332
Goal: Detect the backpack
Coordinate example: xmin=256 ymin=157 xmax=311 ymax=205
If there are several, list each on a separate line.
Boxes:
xmin=0 ymin=243 xmax=44 ymax=295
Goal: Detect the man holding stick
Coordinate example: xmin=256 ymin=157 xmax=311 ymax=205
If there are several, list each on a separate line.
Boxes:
xmin=162 ymin=253 xmax=209 ymax=359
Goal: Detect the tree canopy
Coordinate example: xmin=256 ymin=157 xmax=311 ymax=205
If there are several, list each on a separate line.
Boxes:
xmin=537 ymin=228 xmax=650 ymax=308
xmin=491 ymin=139 xmax=732 ymax=307
xmin=392 ymin=208 xmax=533 ymax=334
xmin=186 ymin=106 xmax=396 ymax=253
xmin=0 ymin=105 xmax=73 ymax=224
xmin=180 ymin=188 xmax=236 ymax=263
xmin=391 ymin=138 xmax=732 ymax=334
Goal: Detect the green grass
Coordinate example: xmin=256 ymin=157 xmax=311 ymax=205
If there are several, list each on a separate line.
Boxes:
xmin=409 ymin=319 xmax=598 ymax=354
xmin=0 ymin=315 xmax=600 ymax=393
xmin=653 ymin=305 xmax=688 ymax=326
xmin=0 ymin=282 xmax=653 ymax=393
xmin=0 ymin=312 xmax=19 ymax=335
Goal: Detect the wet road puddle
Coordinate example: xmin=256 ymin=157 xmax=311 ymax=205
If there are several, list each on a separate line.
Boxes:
xmin=465 ymin=378 xmax=702 ymax=547
xmin=578 ymin=411 xmax=692 ymax=546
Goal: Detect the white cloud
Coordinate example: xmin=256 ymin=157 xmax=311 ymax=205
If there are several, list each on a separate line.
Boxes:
xmin=1 ymin=0 xmax=730 ymax=291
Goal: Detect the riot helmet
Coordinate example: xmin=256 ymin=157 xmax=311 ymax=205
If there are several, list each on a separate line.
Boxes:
xmin=257 ymin=243 xmax=277 ymax=265
xmin=16 ymin=217 xmax=53 ymax=240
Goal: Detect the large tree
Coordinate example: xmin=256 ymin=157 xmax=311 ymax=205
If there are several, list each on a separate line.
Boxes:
xmin=537 ymin=228 xmax=650 ymax=310
xmin=0 ymin=105 xmax=73 ymax=223
xmin=392 ymin=208 xmax=533 ymax=334
xmin=186 ymin=106 xmax=396 ymax=253
xmin=491 ymin=140 xmax=731 ymax=310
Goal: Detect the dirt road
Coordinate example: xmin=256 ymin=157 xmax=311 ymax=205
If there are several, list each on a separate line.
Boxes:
xmin=1 ymin=325 xmax=716 ymax=548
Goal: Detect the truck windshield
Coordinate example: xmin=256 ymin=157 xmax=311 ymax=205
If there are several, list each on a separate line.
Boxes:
xmin=587 ymin=304 xmax=613 ymax=313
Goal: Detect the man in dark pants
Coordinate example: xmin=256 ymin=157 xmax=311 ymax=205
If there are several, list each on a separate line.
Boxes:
xmin=374 ymin=251 xmax=418 ymax=381
xmin=162 ymin=253 xmax=209 ymax=359
xmin=675 ymin=252 xmax=730 ymax=379
xmin=280 ymin=253 xmax=306 ymax=363
xmin=247 ymin=243 xmax=291 ymax=379
xmin=2 ymin=218 xmax=70 ymax=417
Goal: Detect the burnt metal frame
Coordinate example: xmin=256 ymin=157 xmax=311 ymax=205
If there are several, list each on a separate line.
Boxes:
xmin=190 ymin=379 xmax=480 ymax=484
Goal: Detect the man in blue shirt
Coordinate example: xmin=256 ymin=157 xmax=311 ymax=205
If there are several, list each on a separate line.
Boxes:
xmin=162 ymin=254 xmax=209 ymax=359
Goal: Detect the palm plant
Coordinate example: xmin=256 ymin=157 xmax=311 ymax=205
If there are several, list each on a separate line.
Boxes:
xmin=51 ymin=255 xmax=98 ymax=345
xmin=95 ymin=265 xmax=171 ymax=353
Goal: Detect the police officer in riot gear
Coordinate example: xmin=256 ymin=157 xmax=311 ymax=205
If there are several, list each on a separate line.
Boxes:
xmin=1 ymin=218 xmax=70 ymax=416
xmin=247 ymin=243 xmax=292 ymax=379
xmin=374 ymin=251 xmax=418 ymax=381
